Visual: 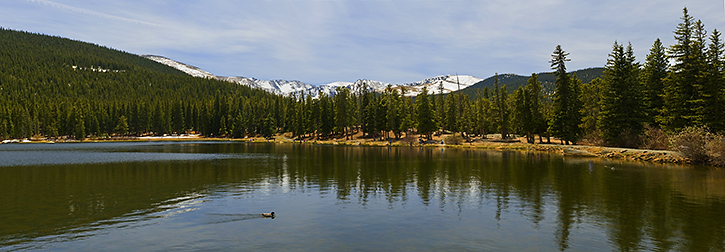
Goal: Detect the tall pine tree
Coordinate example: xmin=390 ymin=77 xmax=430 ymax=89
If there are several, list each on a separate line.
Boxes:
xmin=704 ymin=29 xmax=725 ymax=132
xmin=416 ymin=87 xmax=437 ymax=140
xmin=598 ymin=42 xmax=644 ymax=147
xmin=548 ymin=45 xmax=582 ymax=144
xmin=640 ymin=38 xmax=668 ymax=126
xmin=660 ymin=7 xmax=706 ymax=132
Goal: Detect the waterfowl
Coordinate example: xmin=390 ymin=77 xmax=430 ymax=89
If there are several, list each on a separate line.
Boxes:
xmin=262 ymin=212 xmax=275 ymax=218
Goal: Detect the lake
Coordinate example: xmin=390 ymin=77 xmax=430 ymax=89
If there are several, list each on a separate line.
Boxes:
xmin=1 ymin=141 xmax=724 ymax=251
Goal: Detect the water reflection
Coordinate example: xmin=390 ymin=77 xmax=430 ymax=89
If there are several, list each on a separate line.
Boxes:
xmin=1 ymin=142 xmax=724 ymax=251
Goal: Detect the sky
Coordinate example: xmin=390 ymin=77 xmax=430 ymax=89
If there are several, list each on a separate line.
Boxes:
xmin=2 ymin=0 xmax=725 ymax=85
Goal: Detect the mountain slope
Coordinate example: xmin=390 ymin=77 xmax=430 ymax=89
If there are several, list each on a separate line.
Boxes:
xmin=144 ymin=55 xmax=483 ymax=97
xmin=456 ymin=67 xmax=605 ymax=97
xmin=0 ymin=28 xmax=270 ymax=102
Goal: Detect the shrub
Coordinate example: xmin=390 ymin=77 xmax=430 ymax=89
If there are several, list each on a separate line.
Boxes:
xmin=707 ymin=133 xmax=725 ymax=166
xmin=669 ymin=126 xmax=710 ymax=164
xmin=444 ymin=134 xmax=464 ymax=145
xmin=640 ymin=125 xmax=668 ymax=150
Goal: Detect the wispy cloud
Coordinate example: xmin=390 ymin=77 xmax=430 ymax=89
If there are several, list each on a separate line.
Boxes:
xmin=3 ymin=0 xmax=725 ymax=84
xmin=24 ymin=0 xmax=163 ymax=27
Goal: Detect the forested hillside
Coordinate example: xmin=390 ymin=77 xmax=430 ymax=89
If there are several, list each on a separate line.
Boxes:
xmin=0 ymin=28 xmax=284 ymax=139
xmin=456 ymin=67 xmax=604 ymax=97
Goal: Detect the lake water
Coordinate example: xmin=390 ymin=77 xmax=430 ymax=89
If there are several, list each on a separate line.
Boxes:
xmin=1 ymin=141 xmax=724 ymax=251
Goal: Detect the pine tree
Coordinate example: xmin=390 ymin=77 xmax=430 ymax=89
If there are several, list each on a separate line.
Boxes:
xmin=660 ymin=7 xmax=706 ymax=132
xmin=580 ymin=78 xmax=603 ymax=140
xmin=261 ymin=112 xmax=276 ymax=139
xmin=491 ymin=74 xmax=510 ymax=139
xmin=416 ymin=87 xmax=437 ymax=140
xmin=512 ymin=86 xmax=531 ymax=141
xmin=318 ymin=93 xmax=334 ymax=137
xmin=598 ymin=42 xmax=644 ymax=147
xmin=704 ymin=29 xmax=725 ymax=131
xmin=688 ymin=20 xmax=709 ymax=126
xmin=526 ymin=73 xmax=546 ymax=143
xmin=72 ymin=106 xmax=86 ymax=140
xmin=114 ymin=115 xmax=129 ymax=135
xmin=512 ymin=74 xmax=546 ymax=144
xmin=334 ymin=87 xmax=354 ymax=139
xmin=640 ymin=38 xmax=668 ymax=126
xmin=548 ymin=45 xmax=582 ymax=144
xmin=457 ymin=95 xmax=473 ymax=139
xmin=399 ymin=88 xmax=415 ymax=137
xmin=444 ymin=93 xmax=458 ymax=134
xmin=385 ymin=86 xmax=403 ymax=139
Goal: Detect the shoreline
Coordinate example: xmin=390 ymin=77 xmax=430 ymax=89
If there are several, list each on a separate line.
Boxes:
xmin=4 ymin=134 xmax=693 ymax=166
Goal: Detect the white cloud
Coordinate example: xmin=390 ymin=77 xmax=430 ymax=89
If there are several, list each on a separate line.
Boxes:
xmin=2 ymin=0 xmax=725 ymax=84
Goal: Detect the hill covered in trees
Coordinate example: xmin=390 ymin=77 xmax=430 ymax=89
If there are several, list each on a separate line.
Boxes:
xmin=455 ymin=67 xmax=604 ymax=97
xmin=0 ymin=28 xmax=283 ymax=139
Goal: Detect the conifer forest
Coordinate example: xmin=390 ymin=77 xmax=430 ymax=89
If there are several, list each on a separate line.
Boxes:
xmin=1 ymin=8 xmax=723 ymax=151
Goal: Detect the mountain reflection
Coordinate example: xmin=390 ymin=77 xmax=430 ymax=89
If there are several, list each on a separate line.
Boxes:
xmin=1 ymin=142 xmax=724 ymax=251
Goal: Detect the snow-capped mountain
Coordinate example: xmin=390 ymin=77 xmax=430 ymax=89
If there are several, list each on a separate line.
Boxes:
xmin=142 ymin=55 xmax=483 ymax=98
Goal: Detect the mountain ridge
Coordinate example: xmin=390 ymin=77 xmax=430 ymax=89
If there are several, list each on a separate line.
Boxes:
xmin=142 ymin=55 xmax=603 ymax=98
xmin=142 ymin=55 xmax=483 ymax=98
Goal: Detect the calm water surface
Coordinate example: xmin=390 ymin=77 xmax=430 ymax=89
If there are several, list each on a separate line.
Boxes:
xmin=1 ymin=142 xmax=724 ymax=251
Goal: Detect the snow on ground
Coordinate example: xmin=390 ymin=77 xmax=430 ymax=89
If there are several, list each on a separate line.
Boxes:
xmin=143 ymin=55 xmax=483 ymax=98
xmin=142 ymin=55 xmax=217 ymax=79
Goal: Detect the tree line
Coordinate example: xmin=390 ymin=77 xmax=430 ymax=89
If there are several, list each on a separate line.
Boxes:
xmin=1 ymin=7 xmax=724 ymax=149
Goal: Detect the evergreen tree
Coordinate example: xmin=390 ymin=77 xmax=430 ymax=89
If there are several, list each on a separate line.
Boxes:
xmin=457 ymin=95 xmax=473 ymax=139
xmin=318 ymin=93 xmax=334 ymax=137
xmin=361 ymin=91 xmax=377 ymax=138
xmin=444 ymin=93 xmax=458 ymax=133
xmin=72 ymin=106 xmax=85 ymax=140
xmin=334 ymin=87 xmax=354 ymax=139
xmin=416 ymin=87 xmax=437 ymax=140
xmin=660 ymin=7 xmax=706 ymax=132
xmin=218 ymin=115 xmax=228 ymax=136
xmin=640 ymin=38 xmax=668 ymax=126
xmin=114 ymin=115 xmax=129 ymax=135
xmin=580 ymin=78 xmax=603 ymax=140
xmin=513 ymin=74 xmax=547 ymax=143
xmin=399 ymin=88 xmax=415 ymax=137
xmin=491 ymin=74 xmax=510 ymax=139
xmin=548 ymin=45 xmax=582 ymax=144
xmin=512 ymin=86 xmax=531 ymax=141
xmin=704 ymin=29 xmax=725 ymax=131
xmin=384 ymin=86 xmax=403 ymax=139
xmin=526 ymin=73 xmax=547 ymax=143
xmin=261 ymin=112 xmax=276 ymax=139
xmin=376 ymin=91 xmax=389 ymax=140
xmin=598 ymin=42 xmax=644 ymax=147
xmin=474 ymin=89 xmax=493 ymax=137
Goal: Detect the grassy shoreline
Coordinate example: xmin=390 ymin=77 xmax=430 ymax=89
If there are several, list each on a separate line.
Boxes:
xmin=9 ymin=134 xmax=692 ymax=166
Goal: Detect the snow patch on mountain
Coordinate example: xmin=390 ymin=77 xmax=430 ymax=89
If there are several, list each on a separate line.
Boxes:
xmin=142 ymin=55 xmax=217 ymax=79
xmin=142 ymin=55 xmax=483 ymax=98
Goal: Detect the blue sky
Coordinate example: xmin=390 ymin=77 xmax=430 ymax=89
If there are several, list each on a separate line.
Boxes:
xmin=2 ymin=0 xmax=725 ymax=85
